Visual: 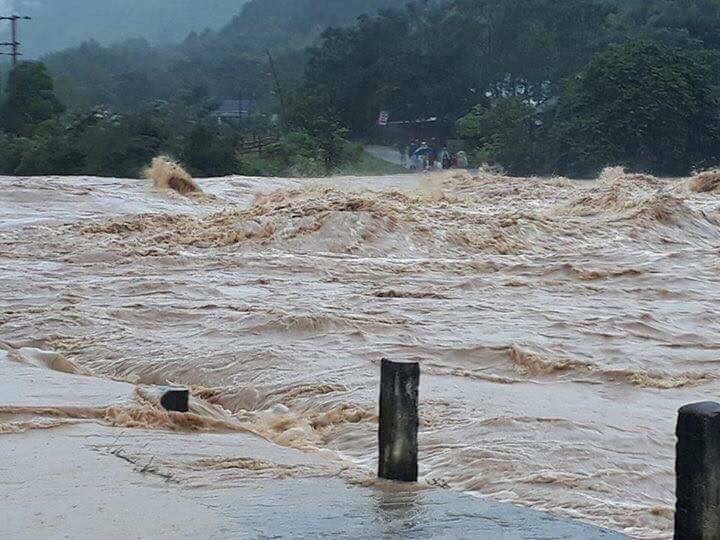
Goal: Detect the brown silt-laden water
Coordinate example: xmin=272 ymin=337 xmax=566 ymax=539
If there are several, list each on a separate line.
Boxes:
xmin=2 ymin=167 xmax=720 ymax=538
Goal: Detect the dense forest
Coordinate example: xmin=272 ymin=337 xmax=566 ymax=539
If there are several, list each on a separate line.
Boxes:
xmin=1 ymin=0 xmax=719 ymax=178
xmin=26 ymin=0 xmax=411 ymax=112
xmin=0 ymin=0 xmax=411 ymax=177
xmin=300 ymin=0 xmax=720 ymax=176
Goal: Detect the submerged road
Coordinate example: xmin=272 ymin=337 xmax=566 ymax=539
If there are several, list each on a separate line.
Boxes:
xmin=0 ymin=351 xmax=622 ymax=538
xmin=3 ymin=168 xmax=719 ymax=537
xmin=364 ymin=145 xmax=407 ymax=166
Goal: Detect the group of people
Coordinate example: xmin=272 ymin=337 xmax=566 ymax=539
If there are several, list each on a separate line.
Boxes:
xmin=398 ymin=140 xmax=469 ymax=171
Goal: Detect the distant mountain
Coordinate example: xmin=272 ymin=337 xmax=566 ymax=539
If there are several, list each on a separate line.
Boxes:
xmin=198 ymin=0 xmax=415 ymax=54
xmin=30 ymin=0 xmax=412 ymax=111
xmin=0 ymin=0 xmax=249 ymax=58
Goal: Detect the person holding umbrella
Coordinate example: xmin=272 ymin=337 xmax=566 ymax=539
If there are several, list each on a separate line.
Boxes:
xmin=413 ymin=142 xmax=433 ymax=171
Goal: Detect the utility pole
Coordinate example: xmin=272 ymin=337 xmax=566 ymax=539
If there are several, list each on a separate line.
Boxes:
xmin=238 ymin=88 xmax=243 ymax=129
xmin=266 ymin=49 xmax=287 ymax=131
xmin=0 ymin=15 xmax=32 ymax=67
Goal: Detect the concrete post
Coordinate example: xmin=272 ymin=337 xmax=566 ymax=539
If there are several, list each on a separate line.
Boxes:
xmin=675 ymin=401 xmax=720 ymax=539
xmin=160 ymin=387 xmax=189 ymax=413
xmin=378 ymin=359 xmax=419 ymax=482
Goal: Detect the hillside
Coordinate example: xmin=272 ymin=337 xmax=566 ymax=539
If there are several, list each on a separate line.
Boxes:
xmin=36 ymin=0 xmax=409 ymax=111
xmin=200 ymin=0 xmax=414 ymax=54
xmin=0 ymin=0 xmax=249 ymax=58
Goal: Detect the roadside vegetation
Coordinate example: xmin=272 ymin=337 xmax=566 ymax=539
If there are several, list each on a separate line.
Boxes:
xmin=1 ymin=0 xmax=719 ymax=178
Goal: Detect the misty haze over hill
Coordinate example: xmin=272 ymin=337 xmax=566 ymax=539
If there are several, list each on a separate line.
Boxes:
xmin=3 ymin=0 xmax=718 ymax=185
xmin=0 ymin=0 xmax=249 ymax=58
xmin=6 ymin=0 xmax=409 ymax=111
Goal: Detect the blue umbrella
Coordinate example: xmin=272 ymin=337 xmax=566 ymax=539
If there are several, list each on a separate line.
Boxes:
xmin=413 ymin=145 xmax=432 ymax=157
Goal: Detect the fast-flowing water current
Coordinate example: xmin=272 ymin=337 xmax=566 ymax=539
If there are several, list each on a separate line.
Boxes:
xmin=3 ymin=168 xmax=720 ymax=538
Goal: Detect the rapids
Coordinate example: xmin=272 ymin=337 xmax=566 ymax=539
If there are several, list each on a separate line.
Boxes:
xmin=2 ymin=168 xmax=720 ymax=538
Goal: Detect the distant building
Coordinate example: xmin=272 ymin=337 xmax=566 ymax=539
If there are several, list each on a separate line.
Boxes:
xmin=212 ymin=99 xmax=255 ymax=125
xmin=533 ymin=97 xmax=559 ymax=126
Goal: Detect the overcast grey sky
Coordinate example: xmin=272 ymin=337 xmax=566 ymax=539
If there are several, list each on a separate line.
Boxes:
xmin=1 ymin=1 xmax=247 ymax=58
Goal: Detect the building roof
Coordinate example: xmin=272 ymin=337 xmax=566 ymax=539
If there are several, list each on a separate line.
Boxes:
xmin=214 ymin=99 xmax=255 ymax=117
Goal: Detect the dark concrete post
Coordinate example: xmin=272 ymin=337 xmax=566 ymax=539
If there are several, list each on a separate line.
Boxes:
xmin=378 ymin=359 xmax=419 ymax=482
xmin=675 ymin=401 xmax=720 ymax=539
xmin=160 ymin=387 xmax=189 ymax=413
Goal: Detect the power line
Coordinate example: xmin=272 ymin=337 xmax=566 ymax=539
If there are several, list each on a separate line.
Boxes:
xmin=0 ymin=15 xmax=32 ymax=67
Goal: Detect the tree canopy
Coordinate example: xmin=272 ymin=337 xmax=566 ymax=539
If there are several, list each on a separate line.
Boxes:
xmin=2 ymin=0 xmax=720 ymax=178
xmin=0 ymin=62 xmax=64 ymax=136
xmin=38 ymin=0 xmax=410 ymax=113
xmin=298 ymin=0 xmax=720 ymax=175
xmin=549 ymin=41 xmax=720 ymax=176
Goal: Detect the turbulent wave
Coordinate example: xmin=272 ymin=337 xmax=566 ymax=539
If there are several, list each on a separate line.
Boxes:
xmin=0 ymin=388 xmax=249 ymax=434
xmin=72 ymin=168 xmax=720 ymax=262
xmin=144 ymin=156 xmax=202 ymax=196
xmin=0 ymin=341 xmax=89 ymax=375
xmin=688 ymin=170 xmax=720 ymax=193
xmin=0 ymin=418 xmax=73 ymax=434
xmin=422 ymin=342 xmax=713 ymax=388
xmin=556 ymin=173 xmax=689 ymax=222
xmin=4 ymin=166 xmax=720 ymax=538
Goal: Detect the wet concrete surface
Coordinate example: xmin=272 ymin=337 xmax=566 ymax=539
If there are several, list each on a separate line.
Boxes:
xmin=0 ymin=356 xmax=623 ymax=538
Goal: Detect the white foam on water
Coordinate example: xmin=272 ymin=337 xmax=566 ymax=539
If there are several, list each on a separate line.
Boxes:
xmin=3 ymin=168 xmax=720 ymax=538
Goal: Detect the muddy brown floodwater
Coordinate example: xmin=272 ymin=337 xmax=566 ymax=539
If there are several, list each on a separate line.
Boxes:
xmin=2 ymin=168 xmax=720 ymax=538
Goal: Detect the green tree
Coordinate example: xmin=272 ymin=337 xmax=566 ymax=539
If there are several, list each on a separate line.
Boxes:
xmin=457 ymin=98 xmax=545 ymax=175
xmin=0 ymin=62 xmax=65 ymax=136
xmin=39 ymin=0 xmax=409 ymax=114
xmin=182 ymin=125 xmax=238 ymax=176
xmin=609 ymin=0 xmax=720 ymax=50
xmin=287 ymin=89 xmax=349 ymax=168
xmin=549 ymin=41 xmax=720 ymax=177
xmin=76 ymin=113 xmax=168 ymax=177
xmin=301 ymin=0 xmax=615 ymax=134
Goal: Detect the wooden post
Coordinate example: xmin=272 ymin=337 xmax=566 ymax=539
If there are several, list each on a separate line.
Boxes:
xmin=675 ymin=401 xmax=720 ymax=539
xmin=378 ymin=359 xmax=419 ymax=482
xmin=160 ymin=387 xmax=189 ymax=413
